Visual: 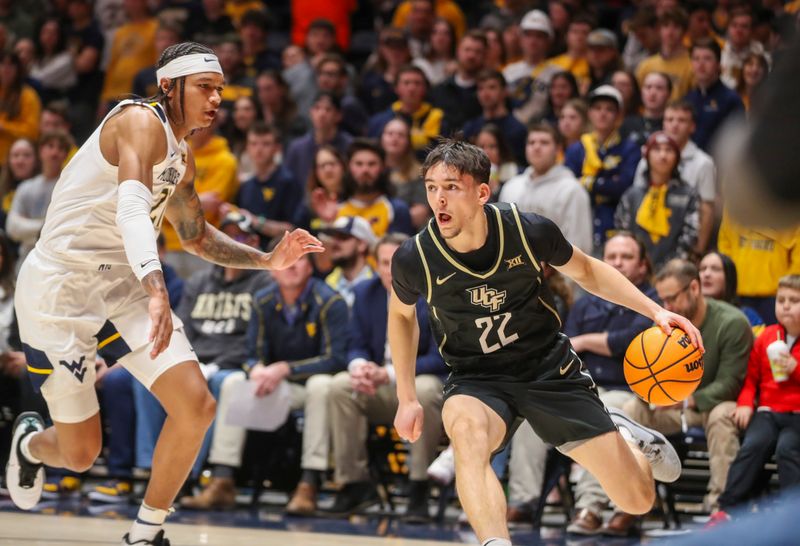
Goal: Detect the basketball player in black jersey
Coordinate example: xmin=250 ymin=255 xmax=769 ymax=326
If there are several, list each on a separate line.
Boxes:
xmin=389 ymin=140 xmax=704 ymax=546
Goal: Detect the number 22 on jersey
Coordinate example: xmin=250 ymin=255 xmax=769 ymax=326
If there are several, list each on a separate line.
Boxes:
xmin=475 ymin=312 xmax=519 ymax=354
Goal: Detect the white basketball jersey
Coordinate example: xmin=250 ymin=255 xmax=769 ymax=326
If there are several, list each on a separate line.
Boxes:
xmin=37 ymin=100 xmax=188 ymax=268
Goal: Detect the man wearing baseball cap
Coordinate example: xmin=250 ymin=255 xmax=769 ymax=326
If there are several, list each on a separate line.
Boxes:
xmin=321 ymin=216 xmax=378 ymax=307
xmin=564 ymin=85 xmax=641 ymax=252
xmin=504 ymin=10 xmax=562 ymax=124
xmin=586 ymin=29 xmax=621 ymax=92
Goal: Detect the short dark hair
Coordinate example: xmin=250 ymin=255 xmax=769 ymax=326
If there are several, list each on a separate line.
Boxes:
xmin=347 ymin=138 xmax=385 ymax=163
xmin=690 ymin=37 xmax=721 ymax=62
xmin=476 ymin=69 xmax=506 ymax=87
xmin=659 ymin=7 xmax=689 ymax=30
xmin=687 ymin=1 xmax=714 ymax=16
xmin=606 ymin=230 xmax=653 ymax=277
xmin=422 ymin=138 xmax=491 ymax=185
xmin=729 ymin=6 xmax=754 ymax=24
xmin=39 ymin=130 xmax=73 ymax=153
xmin=309 ymin=18 xmax=335 ymax=34
xmin=317 ymin=53 xmax=347 ymax=75
xmin=42 ymin=100 xmax=70 ymax=123
xmin=665 ymin=99 xmax=697 ymax=121
xmin=527 ymin=122 xmax=563 ymax=148
xmin=247 ymin=121 xmax=281 ymax=140
xmin=396 ymin=64 xmax=429 ymax=88
xmin=571 ymin=12 xmax=597 ymax=29
xmin=655 ymin=258 xmax=700 ymax=285
xmin=312 ymin=90 xmax=342 ymax=110
xmin=462 ymin=29 xmax=488 ymax=49
xmin=240 ymin=9 xmax=270 ymax=31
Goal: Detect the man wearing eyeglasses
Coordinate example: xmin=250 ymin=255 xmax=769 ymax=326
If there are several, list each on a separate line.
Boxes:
xmin=622 ymin=258 xmax=753 ymax=514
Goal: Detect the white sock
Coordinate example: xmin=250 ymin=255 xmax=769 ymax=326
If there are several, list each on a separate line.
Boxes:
xmin=20 ymin=432 xmax=42 ymax=464
xmin=127 ymin=503 xmax=169 ymax=542
xmin=618 ymin=425 xmax=635 ymax=444
xmin=482 ymin=539 xmax=512 ymax=546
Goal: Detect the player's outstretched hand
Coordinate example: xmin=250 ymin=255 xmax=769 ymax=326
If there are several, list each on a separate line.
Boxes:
xmin=653 ymin=308 xmax=705 ymax=354
xmin=148 ymin=293 xmax=173 ymax=359
xmin=265 ymin=229 xmax=324 ymax=270
xmin=394 ymin=400 xmax=424 ymax=443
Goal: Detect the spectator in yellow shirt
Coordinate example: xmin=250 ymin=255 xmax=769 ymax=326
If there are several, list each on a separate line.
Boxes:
xmin=547 ymin=14 xmax=593 ymax=91
xmin=718 ymin=210 xmax=800 ymax=324
xmin=636 ymin=7 xmax=694 ymax=100
xmin=0 ymin=52 xmax=40 ymax=167
xmin=99 ymin=0 xmax=157 ymax=110
xmin=393 ymin=0 xmax=466 ymax=42
xmin=684 ymin=2 xmax=726 ymax=49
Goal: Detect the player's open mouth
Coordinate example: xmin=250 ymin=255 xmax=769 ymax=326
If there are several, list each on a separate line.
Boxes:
xmin=205 ymin=110 xmax=217 ymax=119
xmin=438 ymin=212 xmax=452 ymax=224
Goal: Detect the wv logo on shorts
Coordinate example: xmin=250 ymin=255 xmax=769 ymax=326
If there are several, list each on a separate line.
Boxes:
xmin=467 ymin=285 xmax=507 ymax=312
xmin=60 ymin=356 xmax=88 ymax=383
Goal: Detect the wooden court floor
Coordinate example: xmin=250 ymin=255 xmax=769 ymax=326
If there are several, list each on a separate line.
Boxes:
xmin=0 ymin=512 xmax=462 ymax=546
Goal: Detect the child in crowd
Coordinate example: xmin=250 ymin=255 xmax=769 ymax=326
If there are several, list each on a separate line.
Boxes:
xmin=710 ymin=275 xmax=800 ymax=525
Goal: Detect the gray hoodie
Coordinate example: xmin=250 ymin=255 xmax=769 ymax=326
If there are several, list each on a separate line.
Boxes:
xmin=499 ymin=164 xmax=593 ymax=254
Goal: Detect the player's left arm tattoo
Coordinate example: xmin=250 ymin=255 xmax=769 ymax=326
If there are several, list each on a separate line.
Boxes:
xmin=164 ymin=180 xmax=266 ymax=269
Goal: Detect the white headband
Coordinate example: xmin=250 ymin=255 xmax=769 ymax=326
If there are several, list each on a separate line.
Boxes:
xmin=156 ymin=53 xmax=223 ymax=83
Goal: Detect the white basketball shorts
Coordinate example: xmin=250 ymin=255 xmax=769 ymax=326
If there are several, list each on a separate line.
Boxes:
xmin=15 ymin=249 xmax=196 ymax=423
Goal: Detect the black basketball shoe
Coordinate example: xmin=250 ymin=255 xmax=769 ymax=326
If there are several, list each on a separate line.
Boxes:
xmin=121 ymin=529 xmax=170 ymax=545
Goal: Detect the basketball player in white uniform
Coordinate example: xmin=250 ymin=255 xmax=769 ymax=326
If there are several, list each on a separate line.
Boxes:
xmin=5 ymin=42 xmax=323 ymax=546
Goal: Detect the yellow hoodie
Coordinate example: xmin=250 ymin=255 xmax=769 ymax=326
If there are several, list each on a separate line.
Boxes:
xmin=718 ymin=211 xmax=800 ymax=297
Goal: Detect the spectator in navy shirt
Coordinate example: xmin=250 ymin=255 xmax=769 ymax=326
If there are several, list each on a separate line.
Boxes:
xmin=430 ymin=30 xmax=487 ymax=134
xmin=685 ymin=38 xmax=744 ymax=151
xmin=565 ymin=232 xmax=660 ymax=536
xmin=327 ymin=233 xmax=446 ymax=521
xmin=234 ymin=122 xmax=303 ymax=248
xmin=284 ymin=92 xmax=353 ymax=188
xmin=462 ymin=69 xmax=527 ymax=165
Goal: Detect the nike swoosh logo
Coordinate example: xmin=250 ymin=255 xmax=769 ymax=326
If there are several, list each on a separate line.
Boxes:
xmin=170 ymin=151 xmax=177 ymax=158
xmin=559 ymin=359 xmax=574 ymax=376
xmin=139 ymin=259 xmax=158 ymax=269
xmin=435 ymin=272 xmax=456 ymax=285
xmin=203 ymin=57 xmax=216 ymax=62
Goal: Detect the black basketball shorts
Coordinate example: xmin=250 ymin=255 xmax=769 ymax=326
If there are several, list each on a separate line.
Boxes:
xmin=443 ymin=341 xmax=617 ymax=453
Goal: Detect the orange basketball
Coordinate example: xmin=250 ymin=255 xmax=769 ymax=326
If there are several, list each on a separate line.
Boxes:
xmin=624 ymin=326 xmax=703 ymax=405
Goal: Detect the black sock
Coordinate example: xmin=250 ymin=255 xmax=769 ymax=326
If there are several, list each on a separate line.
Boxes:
xmin=213 ymin=465 xmax=235 ymax=479
xmin=301 ymin=469 xmax=322 ymax=488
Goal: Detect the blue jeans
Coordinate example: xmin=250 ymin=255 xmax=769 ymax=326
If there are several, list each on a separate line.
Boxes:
xmin=132 ymin=368 xmax=239 ymax=477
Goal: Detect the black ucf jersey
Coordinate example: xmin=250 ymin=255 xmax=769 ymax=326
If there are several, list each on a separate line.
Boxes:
xmin=392 ymin=202 xmax=575 ymax=374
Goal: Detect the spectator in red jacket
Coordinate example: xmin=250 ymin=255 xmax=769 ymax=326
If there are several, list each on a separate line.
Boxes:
xmin=710 ymin=274 xmax=800 ymax=525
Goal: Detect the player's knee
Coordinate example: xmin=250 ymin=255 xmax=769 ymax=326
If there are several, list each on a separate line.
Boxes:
xmin=175 ymin=387 xmax=216 ymax=428
xmin=449 ymin=417 xmax=490 ymax=455
xmin=63 ymin=445 xmax=101 ymax=473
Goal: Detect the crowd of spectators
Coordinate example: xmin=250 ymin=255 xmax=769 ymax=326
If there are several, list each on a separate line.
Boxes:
xmin=1 ymin=0 xmax=800 ymax=532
